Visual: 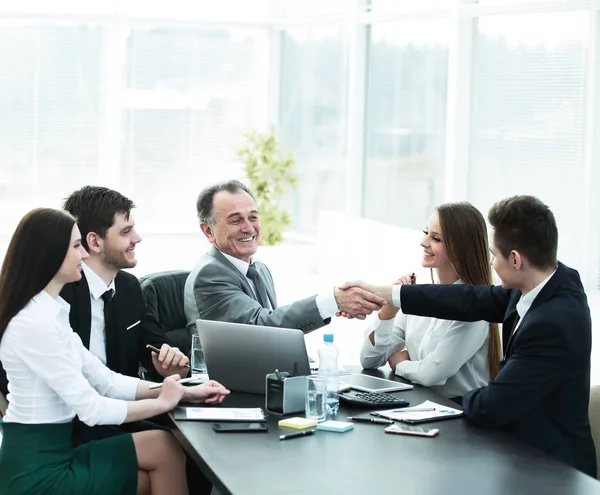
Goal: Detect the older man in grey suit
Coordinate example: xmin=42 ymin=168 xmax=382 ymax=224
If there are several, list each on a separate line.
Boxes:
xmin=184 ymin=180 xmax=386 ymax=334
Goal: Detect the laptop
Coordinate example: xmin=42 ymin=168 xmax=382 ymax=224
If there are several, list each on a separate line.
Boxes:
xmin=196 ymin=319 xmax=311 ymax=394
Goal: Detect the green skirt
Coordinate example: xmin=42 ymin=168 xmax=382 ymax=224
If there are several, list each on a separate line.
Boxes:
xmin=0 ymin=420 xmax=137 ymax=495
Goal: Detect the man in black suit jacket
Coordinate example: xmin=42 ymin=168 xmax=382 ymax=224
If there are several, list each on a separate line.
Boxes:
xmin=62 ymin=186 xmax=215 ymax=494
xmin=62 ymin=186 xmax=189 ymax=382
xmin=342 ymin=195 xmax=596 ymax=477
xmin=61 ymin=269 xmax=171 ymax=380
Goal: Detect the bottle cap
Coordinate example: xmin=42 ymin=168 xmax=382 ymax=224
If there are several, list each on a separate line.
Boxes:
xmin=323 ymin=333 xmax=334 ymax=343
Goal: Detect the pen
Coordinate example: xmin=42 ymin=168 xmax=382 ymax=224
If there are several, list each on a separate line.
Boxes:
xmin=410 ymin=272 xmax=416 ymax=284
xmin=279 ymin=429 xmax=316 ymax=441
xmin=275 ymin=368 xmax=283 ymax=381
xmin=348 ymin=417 xmax=394 ymax=425
xmin=146 ymin=344 xmax=190 ymax=368
xmin=148 ymin=376 xmax=204 ymax=389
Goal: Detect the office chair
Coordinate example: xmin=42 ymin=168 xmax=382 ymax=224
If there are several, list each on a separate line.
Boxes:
xmin=589 ymin=384 xmax=600 ymax=479
xmin=139 ymin=270 xmax=192 ymax=357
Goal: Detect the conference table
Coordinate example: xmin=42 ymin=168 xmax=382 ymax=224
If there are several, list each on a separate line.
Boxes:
xmin=170 ymin=368 xmax=600 ymax=495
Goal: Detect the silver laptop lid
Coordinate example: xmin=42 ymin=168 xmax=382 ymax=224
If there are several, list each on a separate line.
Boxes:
xmin=196 ymin=319 xmax=311 ymax=395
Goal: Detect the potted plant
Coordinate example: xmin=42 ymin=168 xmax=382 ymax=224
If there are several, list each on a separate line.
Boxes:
xmin=235 ymin=126 xmax=297 ymax=246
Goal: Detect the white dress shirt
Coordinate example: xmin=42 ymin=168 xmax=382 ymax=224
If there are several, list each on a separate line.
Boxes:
xmin=513 ymin=268 xmax=557 ymax=334
xmin=362 ymin=282 xmax=489 ymax=398
xmin=82 ymin=262 xmax=116 ymax=364
xmin=0 ymin=290 xmax=139 ymax=425
xmin=220 ymin=250 xmax=338 ymax=319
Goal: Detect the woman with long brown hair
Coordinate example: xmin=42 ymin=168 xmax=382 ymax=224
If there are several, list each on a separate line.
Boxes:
xmin=360 ymin=202 xmax=501 ymax=401
xmin=0 ymin=208 xmax=229 ymax=495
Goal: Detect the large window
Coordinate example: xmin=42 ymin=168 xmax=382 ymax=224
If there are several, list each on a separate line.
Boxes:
xmin=123 ymin=28 xmax=267 ymax=232
xmin=469 ymin=12 xmax=589 ymax=272
xmin=363 ymin=20 xmax=450 ymax=228
xmin=279 ymin=27 xmax=349 ymax=233
xmin=0 ymin=24 xmax=103 ymax=232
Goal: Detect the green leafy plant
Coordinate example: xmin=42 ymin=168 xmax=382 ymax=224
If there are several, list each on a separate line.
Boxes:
xmin=235 ymin=126 xmax=298 ymax=246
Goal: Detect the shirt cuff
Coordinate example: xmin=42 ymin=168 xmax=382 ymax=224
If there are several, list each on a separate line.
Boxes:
xmin=395 ymin=360 xmax=409 ymax=376
xmin=315 ymin=288 xmax=339 ymax=320
xmin=392 ymin=285 xmax=402 ymax=308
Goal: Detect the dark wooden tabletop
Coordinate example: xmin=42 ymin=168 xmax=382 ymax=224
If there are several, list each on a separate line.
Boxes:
xmin=170 ymin=368 xmax=600 ymax=495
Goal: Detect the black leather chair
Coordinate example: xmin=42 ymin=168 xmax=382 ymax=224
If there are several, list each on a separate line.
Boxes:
xmin=140 ymin=270 xmax=191 ymax=357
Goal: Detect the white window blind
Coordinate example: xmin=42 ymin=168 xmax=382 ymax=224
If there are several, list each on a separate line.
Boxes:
xmin=122 ymin=28 xmax=267 ymax=232
xmin=469 ymin=12 xmax=589 ymax=273
xmin=0 ymin=23 xmax=103 ymax=233
xmin=363 ymin=20 xmax=450 ymax=229
xmin=279 ymin=28 xmax=349 ymax=233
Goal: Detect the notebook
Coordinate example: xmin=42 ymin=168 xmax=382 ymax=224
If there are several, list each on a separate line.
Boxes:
xmin=173 ymin=407 xmax=266 ymax=422
xmin=373 ymin=400 xmax=463 ymax=424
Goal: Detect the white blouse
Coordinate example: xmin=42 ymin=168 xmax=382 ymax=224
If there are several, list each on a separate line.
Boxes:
xmin=359 ymin=309 xmax=490 ymax=398
xmin=0 ymin=290 xmax=139 ymax=425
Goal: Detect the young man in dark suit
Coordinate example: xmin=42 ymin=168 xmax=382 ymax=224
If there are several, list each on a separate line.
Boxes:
xmin=62 ymin=186 xmax=214 ymax=493
xmin=342 ymin=195 xmax=596 ymax=477
xmin=62 ymin=186 xmax=189 ymax=382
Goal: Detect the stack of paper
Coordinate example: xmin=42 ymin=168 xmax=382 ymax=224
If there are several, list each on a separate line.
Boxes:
xmin=374 ymin=400 xmax=463 ymax=424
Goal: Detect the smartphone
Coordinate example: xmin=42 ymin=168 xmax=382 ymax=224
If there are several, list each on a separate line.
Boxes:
xmin=384 ymin=424 xmax=439 ymax=437
xmin=212 ymin=422 xmax=268 ymax=433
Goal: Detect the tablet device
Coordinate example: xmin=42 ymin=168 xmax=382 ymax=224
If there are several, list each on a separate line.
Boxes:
xmin=338 ymin=374 xmax=413 ymax=393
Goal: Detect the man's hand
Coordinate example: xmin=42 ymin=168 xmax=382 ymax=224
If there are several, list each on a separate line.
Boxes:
xmin=388 ymin=349 xmax=410 ymax=370
xmin=151 ymin=344 xmax=190 ymax=379
xmin=183 ymin=380 xmax=230 ymax=404
xmin=334 ymin=286 xmax=387 ymax=320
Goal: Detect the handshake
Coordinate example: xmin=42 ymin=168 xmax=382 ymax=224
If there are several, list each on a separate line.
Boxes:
xmin=333 ymin=281 xmax=388 ymax=320
xmin=333 ymin=273 xmax=415 ymax=320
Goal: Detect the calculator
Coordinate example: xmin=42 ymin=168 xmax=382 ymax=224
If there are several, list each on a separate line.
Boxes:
xmin=339 ymin=389 xmax=410 ymax=408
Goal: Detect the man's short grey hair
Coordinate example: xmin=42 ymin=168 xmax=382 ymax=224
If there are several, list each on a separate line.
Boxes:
xmin=196 ymin=180 xmax=255 ymax=225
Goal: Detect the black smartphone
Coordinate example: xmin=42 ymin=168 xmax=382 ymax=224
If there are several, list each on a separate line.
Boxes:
xmin=212 ymin=422 xmax=268 ymax=433
xmin=384 ymin=424 xmax=439 ymax=437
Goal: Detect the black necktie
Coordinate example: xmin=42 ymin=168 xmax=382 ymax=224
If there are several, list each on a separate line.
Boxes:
xmin=101 ymin=289 xmax=117 ymax=370
xmin=246 ymin=263 xmax=270 ymax=309
xmin=503 ymin=312 xmax=521 ymax=358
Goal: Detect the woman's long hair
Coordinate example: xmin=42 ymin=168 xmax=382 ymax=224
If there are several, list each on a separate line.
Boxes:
xmin=0 ymin=208 xmax=75 ymax=342
xmin=436 ymin=202 xmax=502 ymax=379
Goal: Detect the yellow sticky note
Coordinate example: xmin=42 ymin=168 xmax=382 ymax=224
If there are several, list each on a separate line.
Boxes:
xmin=278 ymin=417 xmax=318 ymax=429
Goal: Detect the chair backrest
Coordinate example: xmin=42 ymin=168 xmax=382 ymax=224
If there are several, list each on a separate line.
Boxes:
xmin=139 ymin=270 xmax=191 ymax=356
xmin=589 ymin=384 xmax=600 ymax=479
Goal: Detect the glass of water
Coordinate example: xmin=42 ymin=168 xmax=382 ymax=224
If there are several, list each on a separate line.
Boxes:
xmin=191 ymin=334 xmax=207 ymax=374
xmin=305 ymin=375 xmax=326 ymax=422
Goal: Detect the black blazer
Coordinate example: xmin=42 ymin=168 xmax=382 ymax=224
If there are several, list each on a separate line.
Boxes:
xmin=61 ymin=271 xmax=171 ymax=379
xmin=400 ymin=262 xmax=596 ymax=477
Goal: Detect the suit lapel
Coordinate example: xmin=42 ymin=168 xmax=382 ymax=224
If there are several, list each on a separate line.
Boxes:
xmin=209 ymin=246 xmax=260 ymax=301
xmin=257 ymin=262 xmax=277 ymax=309
xmin=503 ymin=263 xmax=564 ymax=358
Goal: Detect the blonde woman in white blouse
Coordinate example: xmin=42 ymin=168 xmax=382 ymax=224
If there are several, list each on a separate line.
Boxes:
xmin=359 ymin=202 xmax=502 ymax=400
xmin=0 ymin=208 xmax=229 ymax=495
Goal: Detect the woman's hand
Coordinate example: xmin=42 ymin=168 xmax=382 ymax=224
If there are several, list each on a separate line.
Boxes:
xmin=157 ymin=374 xmax=185 ymax=410
xmin=182 ymin=380 xmax=230 ymax=404
xmin=378 ymin=273 xmax=416 ymax=320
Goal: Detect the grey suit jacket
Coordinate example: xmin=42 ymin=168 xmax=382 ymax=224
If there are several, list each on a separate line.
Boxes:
xmin=184 ymin=246 xmax=328 ymax=334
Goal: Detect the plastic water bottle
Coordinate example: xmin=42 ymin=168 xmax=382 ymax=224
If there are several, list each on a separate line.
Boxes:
xmin=318 ymin=333 xmax=339 ymax=418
